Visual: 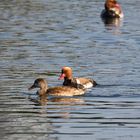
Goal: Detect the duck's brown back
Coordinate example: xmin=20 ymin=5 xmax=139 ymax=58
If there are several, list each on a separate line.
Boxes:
xmin=47 ymin=86 xmax=85 ymax=96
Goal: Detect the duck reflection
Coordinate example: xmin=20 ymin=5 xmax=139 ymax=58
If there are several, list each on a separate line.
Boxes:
xmin=29 ymin=94 xmax=85 ymax=119
xmin=101 ymin=17 xmax=122 ymax=28
xmin=29 ymin=94 xmax=48 ymax=106
xmin=29 ymin=94 xmax=84 ymax=106
xmin=50 ymin=97 xmax=84 ymax=104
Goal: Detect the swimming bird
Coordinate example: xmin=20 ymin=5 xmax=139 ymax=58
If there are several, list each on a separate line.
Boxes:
xmin=101 ymin=0 xmax=124 ymax=18
xmin=28 ymin=78 xmax=85 ymax=97
xmin=58 ymin=67 xmax=97 ymax=89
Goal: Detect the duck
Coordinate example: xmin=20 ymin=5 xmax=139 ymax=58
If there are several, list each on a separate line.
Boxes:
xmin=101 ymin=0 xmax=124 ymax=18
xmin=28 ymin=78 xmax=85 ymax=97
xmin=58 ymin=67 xmax=97 ymax=89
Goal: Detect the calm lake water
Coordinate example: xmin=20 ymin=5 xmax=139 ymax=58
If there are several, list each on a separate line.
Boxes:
xmin=0 ymin=0 xmax=140 ymax=140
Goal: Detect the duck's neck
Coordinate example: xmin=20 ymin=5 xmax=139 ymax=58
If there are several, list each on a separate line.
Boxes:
xmin=63 ymin=77 xmax=72 ymax=86
xmin=64 ymin=76 xmax=72 ymax=80
xmin=38 ymin=84 xmax=48 ymax=96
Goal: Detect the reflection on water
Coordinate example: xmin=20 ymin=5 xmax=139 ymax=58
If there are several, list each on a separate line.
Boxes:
xmin=29 ymin=95 xmax=85 ymax=107
xmin=101 ymin=17 xmax=123 ymax=28
xmin=0 ymin=0 xmax=140 ymax=140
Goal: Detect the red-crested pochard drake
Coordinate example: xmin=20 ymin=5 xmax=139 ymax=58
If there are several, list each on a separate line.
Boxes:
xmin=101 ymin=0 xmax=124 ymax=18
xmin=58 ymin=67 xmax=97 ymax=89
xmin=28 ymin=78 xmax=85 ymax=97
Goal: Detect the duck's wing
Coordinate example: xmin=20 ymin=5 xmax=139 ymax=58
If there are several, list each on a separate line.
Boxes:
xmin=47 ymin=86 xmax=85 ymax=96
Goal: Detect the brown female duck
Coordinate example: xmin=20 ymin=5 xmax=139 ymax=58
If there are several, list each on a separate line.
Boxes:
xmin=58 ymin=67 xmax=97 ymax=89
xmin=28 ymin=78 xmax=85 ymax=96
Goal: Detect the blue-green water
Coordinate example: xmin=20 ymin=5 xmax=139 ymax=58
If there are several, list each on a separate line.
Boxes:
xmin=0 ymin=0 xmax=140 ymax=140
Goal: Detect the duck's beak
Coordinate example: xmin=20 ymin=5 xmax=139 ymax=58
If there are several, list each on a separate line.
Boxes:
xmin=28 ymin=84 xmax=36 ymax=90
xmin=58 ymin=73 xmax=65 ymax=80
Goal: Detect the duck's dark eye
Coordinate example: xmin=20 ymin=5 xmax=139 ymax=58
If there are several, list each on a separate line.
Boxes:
xmin=34 ymin=81 xmax=38 ymax=87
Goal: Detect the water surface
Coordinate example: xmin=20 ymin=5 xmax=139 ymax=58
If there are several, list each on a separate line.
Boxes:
xmin=0 ymin=0 xmax=140 ymax=140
